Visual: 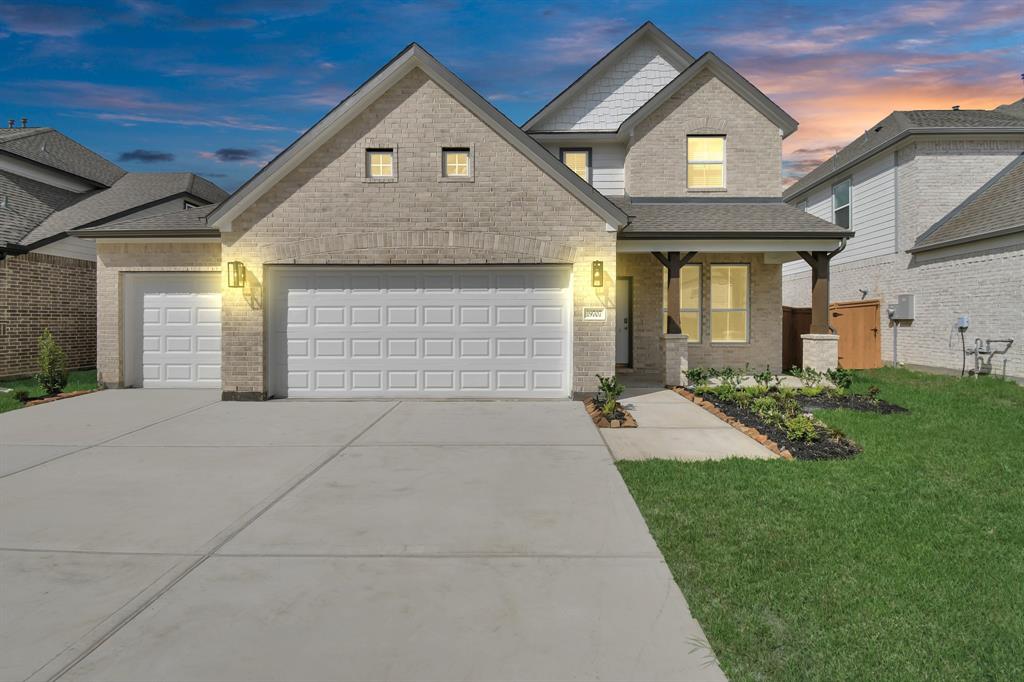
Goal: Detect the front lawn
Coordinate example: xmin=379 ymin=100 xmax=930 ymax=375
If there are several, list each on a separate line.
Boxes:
xmin=0 ymin=369 xmax=99 ymax=414
xmin=618 ymin=368 xmax=1024 ymax=680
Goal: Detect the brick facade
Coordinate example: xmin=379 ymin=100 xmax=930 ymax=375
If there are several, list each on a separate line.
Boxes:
xmin=95 ymin=241 xmax=221 ymax=387
xmin=625 ymin=70 xmax=783 ymax=197
xmin=783 ymin=139 xmax=1024 ymax=380
xmin=223 ymin=68 xmax=616 ymax=397
xmin=0 ymin=252 xmax=95 ymax=379
xmin=617 ymin=252 xmax=783 ymax=374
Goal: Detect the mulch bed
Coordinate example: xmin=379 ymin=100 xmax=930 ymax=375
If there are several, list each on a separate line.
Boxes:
xmin=23 ymin=389 xmax=102 ymax=407
xmin=797 ymin=392 xmax=908 ymax=414
xmin=584 ymin=398 xmax=637 ymax=428
xmin=673 ymin=387 xmax=861 ymax=461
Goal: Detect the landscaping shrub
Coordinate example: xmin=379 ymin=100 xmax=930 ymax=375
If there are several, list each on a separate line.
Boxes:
xmin=684 ymin=366 xmax=713 ymax=387
xmin=36 ymin=329 xmax=68 ymax=396
xmin=784 ymin=414 xmax=819 ymax=443
xmin=13 ymin=388 xmax=30 ymax=403
xmin=595 ymin=374 xmax=624 ymax=416
xmin=827 ymin=366 xmax=856 ymax=389
xmin=753 ymin=366 xmax=779 ymax=390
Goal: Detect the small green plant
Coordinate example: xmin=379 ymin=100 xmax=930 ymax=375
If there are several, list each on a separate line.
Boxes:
xmin=13 ymin=388 xmax=30 ymax=403
xmin=867 ymin=385 xmax=881 ymax=402
xmin=717 ymin=367 xmax=743 ymax=390
xmin=743 ymin=385 xmax=769 ymax=399
xmin=685 ymin=366 xmax=713 ymax=387
xmin=753 ymin=366 xmax=779 ymax=390
xmin=784 ymin=414 xmax=820 ymax=443
xmin=827 ymin=367 xmax=855 ymax=390
xmin=36 ymin=329 xmax=68 ymax=396
xmin=799 ymin=386 xmax=824 ymax=398
xmin=795 ymin=366 xmax=824 ymax=388
xmin=595 ymin=374 xmax=624 ymax=416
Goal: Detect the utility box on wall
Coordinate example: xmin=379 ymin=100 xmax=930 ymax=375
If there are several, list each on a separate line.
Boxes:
xmin=888 ymin=294 xmax=915 ymax=321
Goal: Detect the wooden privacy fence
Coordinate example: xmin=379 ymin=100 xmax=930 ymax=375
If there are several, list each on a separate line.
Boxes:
xmin=783 ymin=299 xmax=883 ymax=370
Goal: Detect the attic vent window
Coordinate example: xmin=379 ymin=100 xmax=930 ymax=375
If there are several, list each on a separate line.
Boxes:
xmin=365 ymin=148 xmax=395 ymax=179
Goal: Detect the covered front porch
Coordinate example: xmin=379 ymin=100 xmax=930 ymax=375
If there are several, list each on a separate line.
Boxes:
xmin=609 ymin=198 xmax=851 ymax=385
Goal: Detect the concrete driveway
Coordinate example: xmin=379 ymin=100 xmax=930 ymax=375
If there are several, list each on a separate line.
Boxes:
xmin=1 ymin=390 xmax=724 ymax=682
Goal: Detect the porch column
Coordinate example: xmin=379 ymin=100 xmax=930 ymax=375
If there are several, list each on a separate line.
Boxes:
xmin=798 ymin=251 xmax=839 ymax=371
xmin=652 ymin=251 xmax=697 ymax=384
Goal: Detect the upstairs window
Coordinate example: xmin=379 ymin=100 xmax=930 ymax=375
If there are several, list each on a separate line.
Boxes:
xmin=832 ymin=179 xmax=851 ymax=228
xmin=710 ymin=264 xmax=749 ymax=343
xmin=443 ymin=148 xmax=471 ymax=178
xmin=366 ymin=148 xmax=395 ymax=178
xmin=560 ymin=148 xmax=591 ymax=182
xmin=687 ymin=136 xmax=725 ymax=189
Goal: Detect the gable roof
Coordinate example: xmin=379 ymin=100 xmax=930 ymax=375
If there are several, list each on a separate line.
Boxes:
xmin=910 ymin=153 xmax=1024 ymax=253
xmin=0 ymin=128 xmax=125 ymax=187
xmin=617 ymin=51 xmax=798 ymax=139
xmin=0 ymin=170 xmax=80 ymax=244
xmin=785 ymin=106 xmax=1024 ymax=201
xmin=79 ymin=203 xmax=220 ymax=238
xmin=18 ymin=172 xmax=227 ymax=247
xmin=209 ymin=43 xmax=627 ymax=230
xmin=522 ymin=21 xmax=695 ymax=132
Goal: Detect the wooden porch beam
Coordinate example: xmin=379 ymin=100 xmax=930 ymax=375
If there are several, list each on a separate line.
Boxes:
xmin=803 ymin=251 xmax=832 ymax=334
xmin=651 ymin=251 xmax=670 ymax=268
xmin=652 ymin=251 xmax=699 ymax=335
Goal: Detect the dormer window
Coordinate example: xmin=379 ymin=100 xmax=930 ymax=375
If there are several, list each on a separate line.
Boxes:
xmin=366 ymin=148 xmax=395 ymax=178
xmin=687 ymin=136 xmax=725 ymax=189
xmin=560 ymin=148 xmax=591 ymax=182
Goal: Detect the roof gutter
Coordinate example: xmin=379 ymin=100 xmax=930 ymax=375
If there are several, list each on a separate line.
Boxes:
xmin=907 ymin=224 xmax=1024 ymax=254
xmin=76 ymin=229 xmax=220 ymax=239
xmin=618 ymin=230 xmax=854 ymax=240
xmin=785 ymin=128 xmax=1024 ymax=202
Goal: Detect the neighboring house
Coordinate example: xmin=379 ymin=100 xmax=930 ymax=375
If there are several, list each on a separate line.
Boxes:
xmin=80 ymin=22 xmax=848 ymax=399
xmin=0 ymin=125 xmax=227 ymax=378
xmin=783 ymin=102 xmax=1024 ymax=380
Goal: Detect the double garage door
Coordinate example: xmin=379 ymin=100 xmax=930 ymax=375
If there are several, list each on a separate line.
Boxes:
xmin=125 ymin=267 xmax=572 ymax=398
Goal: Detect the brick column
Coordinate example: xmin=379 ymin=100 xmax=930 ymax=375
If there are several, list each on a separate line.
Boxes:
xmin=660 ymin=333 xmax=689 ymax=386
xmin=801 ymin=333 xmax=839 ymax=372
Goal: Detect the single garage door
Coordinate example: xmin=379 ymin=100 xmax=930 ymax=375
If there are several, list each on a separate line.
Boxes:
xmin=268 ymin=266 xmax=572 ymax=398
xmin=123 ymin=273 xmax=222 ymax=388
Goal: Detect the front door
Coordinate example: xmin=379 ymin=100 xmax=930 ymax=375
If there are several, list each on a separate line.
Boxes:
xmin=616 ymin=278 xmax=631 ymax=366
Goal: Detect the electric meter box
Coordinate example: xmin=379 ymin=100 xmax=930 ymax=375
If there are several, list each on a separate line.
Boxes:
xmin=888 ymin=294 xmax=915 ymax=321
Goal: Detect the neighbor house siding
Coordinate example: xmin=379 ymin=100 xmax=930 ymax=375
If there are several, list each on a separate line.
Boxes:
xmin=95 ymin=241 xmax=221 ymax=387
xmin=223 ymin=68 xmax=616 ymax=398
xmin=783 ymin=138 xmax=1024 ymax=379
xmin=0 ymin=252 xmax=96 ymax=379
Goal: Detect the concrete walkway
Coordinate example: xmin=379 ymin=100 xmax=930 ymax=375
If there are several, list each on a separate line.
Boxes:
xmin=0 ymin=390 xmax=726 ymax=682
xmin=603 ymin=385 xmax=777 ymax=461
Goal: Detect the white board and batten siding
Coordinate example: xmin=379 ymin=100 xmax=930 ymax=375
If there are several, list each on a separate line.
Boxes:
xmin=544 ymin=143 xmax=625 ymax=196
xmin=783 ymin=152 xmax=897 ymax=276
xmin=268 ymin=266 xmax=573 ymax=399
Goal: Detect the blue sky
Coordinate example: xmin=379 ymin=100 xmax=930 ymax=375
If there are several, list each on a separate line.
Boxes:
xmin=2 ymin=0 xmax=1022 ymax=191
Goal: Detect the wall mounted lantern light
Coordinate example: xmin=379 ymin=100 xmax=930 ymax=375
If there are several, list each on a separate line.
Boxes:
xmin=591 ymin=260 xmax=604 ymax=288
xmin=227 ymin=261 xmax=246 ymax=288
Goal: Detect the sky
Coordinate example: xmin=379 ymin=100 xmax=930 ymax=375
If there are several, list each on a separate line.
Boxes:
xmin=2 ymin=0 xmax=1022 ymax=191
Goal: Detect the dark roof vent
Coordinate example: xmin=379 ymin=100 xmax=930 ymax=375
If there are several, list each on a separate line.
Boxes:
xmin=6 ymin=119 xmax=13 ymax=129
xmin=21 ymin=117 xmax=27 ymax=128
xmin=952 ymin=105 xmax=960 ymax=110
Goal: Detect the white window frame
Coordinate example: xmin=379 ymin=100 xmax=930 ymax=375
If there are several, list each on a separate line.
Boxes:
xmin=560 ymin=148 xmax=592 ymax=183
xmin=365 ymin=147 xmax=396 ymax=181
xmin=686 ymin=135 xmax=726 ymax=190
xmin=710 ymin=263 xmax=750 ymax=344
xmin=441 ymin=147 xmax=473 ymax=180
xmin=832 ymin=178 xmax=851 ymax=228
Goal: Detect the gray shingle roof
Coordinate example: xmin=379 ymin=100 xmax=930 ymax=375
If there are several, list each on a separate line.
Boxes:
xmin=785 ymin=105 xmax=1024 ymax=201
xmin=80 ymin=203 xmax=219 ymax=235
xmin=911 ymin=153 xmax=1024 ymax=252
xmin=0 ymin=170 xmax=79 ymax=244
xmin=19 ymin=172 xmax=228 ymax=245
xmin=0 ymin=128 xmax=125 ymax=187
xmin=613 ymin=197 xmax=852 ymax=238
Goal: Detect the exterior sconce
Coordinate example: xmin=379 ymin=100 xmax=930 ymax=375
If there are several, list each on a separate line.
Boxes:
xmin=227 ymin=261 xmax=246 ymax=288
xmin=591 ymin=260 xmax=604 ymax=288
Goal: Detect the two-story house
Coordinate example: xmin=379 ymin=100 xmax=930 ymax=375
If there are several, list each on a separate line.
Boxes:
xmin=783 ymin=102 xmax=1024 ymax=381
xmin=80 ymin=22 xmax=849 ymax=399
xmin=0 ymin=125 xmax=226 ymax=378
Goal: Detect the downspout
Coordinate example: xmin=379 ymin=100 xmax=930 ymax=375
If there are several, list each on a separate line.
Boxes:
xmin=825 ymin=238 xmax=848 ymax=334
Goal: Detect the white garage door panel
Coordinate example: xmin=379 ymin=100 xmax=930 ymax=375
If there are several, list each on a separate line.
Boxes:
xmin=126 ymin=275 xmax=222 ymax=389
xmin=269 ymin=267 xmax=572 ymax=398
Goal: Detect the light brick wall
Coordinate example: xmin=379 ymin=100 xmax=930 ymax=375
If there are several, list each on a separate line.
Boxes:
xmin=225 ymin=68 xmax=616 ymax=397
xmin=95 ymin=241 xmax=221 ymax=387
xmin=624 ymin=70 xmax=782 ymax=197
xmin=617 ymin=252 xmax=782 ymax=374
xmin=0 ymin=252 xmax=96 ymax=378
xmin=783 ymin=138 xmax=1024 ymax=379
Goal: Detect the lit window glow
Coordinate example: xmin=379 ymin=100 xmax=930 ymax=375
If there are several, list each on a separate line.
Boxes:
xmin=710 ymin=264 xmax=749 ymax=342
xmin=561 ymin=149 xmax=591 ymax=182
xmin=444 ymin=149 xmax=470 ymax=177
xmin=687 ymin=136 xmax=725 ymax=189
xmin=367 ymin=149 xmax=394 ymax=178
xmin=663 ymin=264 xmax=701 ymax=341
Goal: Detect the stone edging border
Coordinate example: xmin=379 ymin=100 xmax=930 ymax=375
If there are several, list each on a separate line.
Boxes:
xmin=24 ymin=389 xmax=103 ymax=407
xmin=584 ymin=399 xmax=638 ymax=428
xmin=671 ymin=387 xmax=794 ymax=460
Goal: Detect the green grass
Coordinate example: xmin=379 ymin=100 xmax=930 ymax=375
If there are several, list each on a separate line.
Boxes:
xmin=618 ymin=368 xmax=1024 ymax=681
xmin=0 ymin=369 xmax=99 ymax=414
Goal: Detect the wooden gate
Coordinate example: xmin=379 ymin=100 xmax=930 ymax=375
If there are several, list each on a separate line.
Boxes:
xmin=783 ymin=300 xmax=882 ymax=370
xmin=830 ymin=300 xmax=882 ymax=369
